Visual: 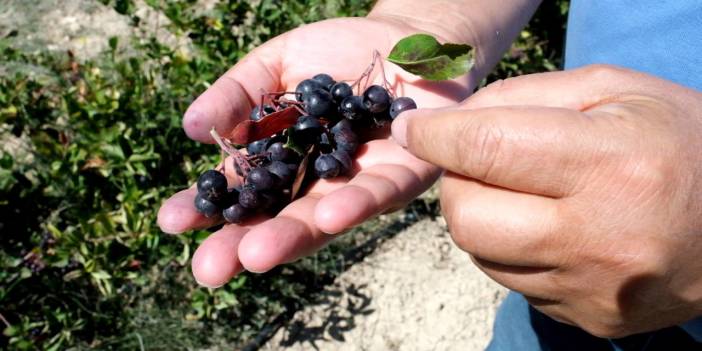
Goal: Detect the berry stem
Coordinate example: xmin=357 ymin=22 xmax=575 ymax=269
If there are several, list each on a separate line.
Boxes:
xmin=258 ymin=91 xmax=266 ymax=119
xmin=277 ymin=98 xmax=303 ymax=106
xmin=350 ymin=50 xmax=395 ymax=97
xmin=351 ymin=58 xmax=375 ymax=95
xmin=218 ymin=149 xmax=226 ymax=174
xmin=292 ymin=104 xmax=308 ymax=116
xmin=210 ymin=128 xmax=251 ymax=180
xmin=374 ymin=50 xmax=396 ymax=98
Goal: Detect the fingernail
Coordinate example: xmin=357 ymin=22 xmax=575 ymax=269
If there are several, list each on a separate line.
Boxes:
xmin=195 ymin=278 xmax=224 ymax=289
xmin=391 ymin=115 xmax=408 ymax=147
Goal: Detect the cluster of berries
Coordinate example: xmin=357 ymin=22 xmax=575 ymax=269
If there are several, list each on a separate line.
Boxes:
xmin=193 ymin=72 xmax=416 ymax=223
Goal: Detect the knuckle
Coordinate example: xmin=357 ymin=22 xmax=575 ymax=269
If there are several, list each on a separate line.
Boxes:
xmin=582 ymin=320 xmax=629 ymax=339
xmin=460 ymin=120 xmax=506 ymax=181
xmin=468 ymin=77 xmax=519 ymax=107
xmin=636 ymin=155 xmax=671 ymax=187
xmin=578 ymin=64 xmax=627 ymax=80
xmin=579 ymin=297 xmax=631 ymax=338
xmin=440 ymin=186 xmax=474 ymax=253
xmin=619 ymin=154 xmax=673 ymax=196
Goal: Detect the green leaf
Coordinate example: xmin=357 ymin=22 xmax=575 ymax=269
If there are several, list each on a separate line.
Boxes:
xmin=387 ymin=34 xmax=474 ymax=81
xmin=108 ymin=36 xmax=119 ymax=52
xmin=283 ymin=128 xmax=305 ymax=156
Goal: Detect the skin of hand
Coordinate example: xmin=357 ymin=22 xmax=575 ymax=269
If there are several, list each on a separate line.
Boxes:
xmin=156 ymin=0 xmax=540 ymax=288
xmin=157 ymin=17 xmax=452 ymax=288
xmin=392 ymin=64 xmax=702 ymax=338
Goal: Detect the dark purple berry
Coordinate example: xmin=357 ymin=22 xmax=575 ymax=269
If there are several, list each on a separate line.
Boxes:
xmin=333 ymin=129 xmax=359 ymax=154
xmin=295 ymin=79 xmax=324 ymax=101
xmin=259 ymin=191 xmax=279 ymax=210
xmin=293 ymin=115 xmax=322 ymax=145
xmin=250 ymin=104 xmax=276 ymax=121
xmin=312 ymin=73 xmax=336 ymax=90
xmin=294 ymin=115 xmax=322 ymax=133
xmin=330 ymin=118 xmax=354 ymax=134
xmin=319 ymin=132 xmax=333 ymax=150
xmin=194 ymin=193 xmax=220 ymax=217
xmin=246 ymin=167 xmax=276 ymax=191
xmin=217 ymin=188 xmax=239 ymax=208
xmin=267 ymin=160 xmax=295 ymax=185
xmin=239 ymin=186 xmax=262 ymax=209
xmin=197 ymin=170 xmax=228 ymax=201
xmin=267 ymin=142 xmax=297 ymax=162
xmin=247 ymin=137 xmax=271 ymax=155
xmin=330 ymin=82 xmax=353 ymax=103
xmin=340 ymin=95 xmax=369 ymax=121
xmin=389 ymin=97 xmax=417 ymax=119
xmin=223 ymin=203 xmax=250 ymax=223
xmin=331 ymin=150 xmax=353 ymax=174
xmin=303 ymin=89 xmax=335 ymax=117
xmin=363 ymin=85 xmax=391 ymax=113
xmin=315 ymin=154 xmax=341 ymax=179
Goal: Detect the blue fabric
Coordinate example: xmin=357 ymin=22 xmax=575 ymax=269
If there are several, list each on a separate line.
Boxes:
xmin=488 ymin=2 xmax=702 ymax=350
xmin=488 ymin=293 xmax=702 ymax=351
xmin=565 ymin=1 xmax=702 ymax=92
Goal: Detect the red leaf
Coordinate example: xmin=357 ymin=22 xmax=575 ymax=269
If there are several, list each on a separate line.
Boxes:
xmin=228 ymin=106 xmax=301 ymax=144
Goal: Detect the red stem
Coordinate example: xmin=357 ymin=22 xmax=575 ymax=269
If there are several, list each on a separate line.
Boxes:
xmin=293 ymin=104 xmax=307 ymax=116
xmin=374 ymin=50 xmax=396 ymax=98
xmin=210 ymin=128 xmax=251 ymax=181
xmin=350 ymin=50 xmax=396 ymax=97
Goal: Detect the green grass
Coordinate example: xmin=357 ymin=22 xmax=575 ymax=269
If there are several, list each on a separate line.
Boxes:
xmin=0 ymin=0 xmax=568 ymax=349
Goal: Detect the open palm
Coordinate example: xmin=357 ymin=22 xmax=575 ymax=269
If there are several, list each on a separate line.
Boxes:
xmin=157 ymin=17 xmax=472 ymax=287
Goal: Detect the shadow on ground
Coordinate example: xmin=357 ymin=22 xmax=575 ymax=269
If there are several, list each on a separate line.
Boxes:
xmin=279 ymin=283 xmax=374 ymax=350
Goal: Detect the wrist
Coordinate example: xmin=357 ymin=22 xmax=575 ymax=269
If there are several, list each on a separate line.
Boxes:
xmin=368 ymin=0 xmax=541 ymax=86
xmin=367 ymin=1 xmax=478 ymax=45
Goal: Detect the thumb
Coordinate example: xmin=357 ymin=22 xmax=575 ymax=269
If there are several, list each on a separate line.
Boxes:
xmin=391 ymin=105 xmax=600 ymax=197
xmin=390 ymin=65 xmax=647 ymax=196
xmin=183 ymin=43 xmax=281 ymax=143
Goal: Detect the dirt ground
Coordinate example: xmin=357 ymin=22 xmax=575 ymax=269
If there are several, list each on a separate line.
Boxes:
xmin=0 ymin=0 xmax=191 ymax=61
xmin=262 ymin=218 xmax=508 ymax=351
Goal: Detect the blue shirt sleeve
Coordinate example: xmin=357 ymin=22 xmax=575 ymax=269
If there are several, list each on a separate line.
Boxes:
xmin=565 ymin=0 xmax=702 ymax=92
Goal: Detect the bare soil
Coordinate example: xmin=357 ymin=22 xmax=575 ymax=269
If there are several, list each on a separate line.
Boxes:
xmin=262 ymin=218 xmax=507 ymax=351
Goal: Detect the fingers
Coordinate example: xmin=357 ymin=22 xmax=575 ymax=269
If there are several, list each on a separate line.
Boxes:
xmin=191 ymin=225 xmax=248 ymax=288
xmin=183 ymin=44 xmax=282 ymax=143
xmin=393 ymin=105 xmax=600 ymax=197
xmin=157 ymin=187 xmax=221 ymax=234
xmin=440 ymin=174 xmax=568 ymax=299
xmin=315 ymin=140 xmax=440 ymax=234
xmin=465 ymin=64 xmax=645 ymax=111
xmin=470 ymin=256 xmax=562 ymax=302
xmin=465 ymin=66 xmax=611 ymax=111
xmin=440 ymin=173 xmax=565 ymax=267
xmin=157 ymin=154 xmax=244 ymax=234
xmin=237 ymin=194 xmax=336 ymax=273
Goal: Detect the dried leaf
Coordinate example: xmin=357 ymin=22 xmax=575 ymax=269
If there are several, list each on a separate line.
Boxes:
xmin=82 ymin=156 xmax=106 ymax=170
xmin=228 ymin=106 xmax=301 ymax=144
xmin=291 ymin=146 xmax=314 ymax=200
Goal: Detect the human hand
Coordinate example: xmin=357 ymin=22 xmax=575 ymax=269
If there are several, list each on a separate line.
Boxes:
xmin=157 ymin=17 xmax=473 ymax=287
xmin=392 ymin=65 xmax=702 ymax=338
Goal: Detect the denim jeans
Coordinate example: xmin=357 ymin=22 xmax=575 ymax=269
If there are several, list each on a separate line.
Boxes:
xmin=487 ymin=292 xmax=702 ymax=351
